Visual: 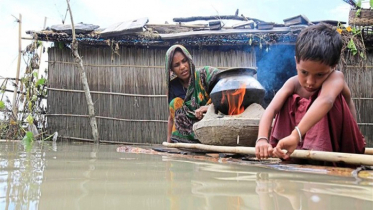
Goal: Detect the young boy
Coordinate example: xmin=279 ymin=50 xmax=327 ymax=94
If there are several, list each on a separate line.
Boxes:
xmin=255 ymin=23 xmax=365 ymax=161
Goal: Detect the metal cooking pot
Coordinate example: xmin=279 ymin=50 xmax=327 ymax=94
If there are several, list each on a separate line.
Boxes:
xmin=210 ymin=67 xmax=265 ymax=115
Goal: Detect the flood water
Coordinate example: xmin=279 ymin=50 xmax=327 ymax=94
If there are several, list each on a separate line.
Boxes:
xmin=0 ymin=141 xmax=372 ymax=210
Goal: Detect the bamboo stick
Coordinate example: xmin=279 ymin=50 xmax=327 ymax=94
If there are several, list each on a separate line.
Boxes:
xmin=12 ymin=14 xmax=22 ymax=118
xmin=47 ymin=60 xmax=243 ymax=70
xmin=48 ymin=60 xmax=165 ymax=68
xmin=66 ymin=0 xmax=99 ymax=144
xmin=37 ymin=17 xmax=47 ymax=79
xmin=352 ymin=98 xmax=373 ymax=100
xmin=162 ymin=142 xmax=373 ymax=166
xmin=46 ymin=87 xmax=167 ymax=97
xmin=58 ymin=135 xmax=154 ymax=145
xmin=365 ymin=148 xmax=373 ymax=155
xmin=46 ymin=113 xmax=168 ymax=123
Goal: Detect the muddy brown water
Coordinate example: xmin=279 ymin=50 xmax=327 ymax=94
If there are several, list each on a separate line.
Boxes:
xmin=0 ymin=141 xmax=372 ymax=210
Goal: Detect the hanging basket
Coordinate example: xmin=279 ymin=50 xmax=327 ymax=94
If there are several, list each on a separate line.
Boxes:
xmin=349 ymin=9 xmax=373 ymax=26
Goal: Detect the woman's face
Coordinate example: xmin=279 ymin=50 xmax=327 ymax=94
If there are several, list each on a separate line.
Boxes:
xmin=171 ymin=51 xmax=191 ymax=82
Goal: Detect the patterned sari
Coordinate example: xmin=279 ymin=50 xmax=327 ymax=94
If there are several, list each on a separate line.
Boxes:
xmin=165 ymin=45 xmax=220 ymax=143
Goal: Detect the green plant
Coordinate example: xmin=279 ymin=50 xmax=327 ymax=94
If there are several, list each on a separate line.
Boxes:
xmin=0 ymin=38 xmax=48 ymax=141
xmin=337 ymin=23 xmax=366 ymax=59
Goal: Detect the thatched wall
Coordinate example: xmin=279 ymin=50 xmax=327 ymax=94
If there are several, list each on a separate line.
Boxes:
xmin=340 ymin=52 xmax=373 ymax=147
xmin=47 ymin=45 xmax=256 ymax=144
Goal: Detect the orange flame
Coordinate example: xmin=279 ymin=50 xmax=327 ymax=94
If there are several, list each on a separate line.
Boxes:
xmin=221 ymin=83 xmax=246 ymax=115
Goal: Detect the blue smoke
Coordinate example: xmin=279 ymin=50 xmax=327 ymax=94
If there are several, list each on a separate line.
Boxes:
xmin=256 ymin=44 xmax=297 ymax=107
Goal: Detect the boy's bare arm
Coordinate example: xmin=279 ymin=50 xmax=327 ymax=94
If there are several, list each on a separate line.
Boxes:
xmin=341 ymin=82 xmax=357 ymax=121
xmin=255 ymin=77 xmax=296 ymax=159
xmin=295 ymin=71 xmax=345 ymax=140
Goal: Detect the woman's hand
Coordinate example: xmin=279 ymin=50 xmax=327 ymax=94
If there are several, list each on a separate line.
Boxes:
xmin=273 ymin=131 xmax=299 ymax=159
xmin=255 ymin=140 xmax=273 ymax=159
xmin=195 ymin=105 xmax=209 ymax=120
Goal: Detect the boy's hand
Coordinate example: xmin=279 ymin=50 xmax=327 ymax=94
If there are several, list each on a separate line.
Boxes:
xmin=255 ymin=140 xmax=273 ymax=159
xmin=273 ymin=132 xmax=299 ymax=159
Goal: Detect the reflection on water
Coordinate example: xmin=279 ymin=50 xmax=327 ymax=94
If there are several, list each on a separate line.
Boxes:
xmin=0 ymin=141 xmax=372 ymax=210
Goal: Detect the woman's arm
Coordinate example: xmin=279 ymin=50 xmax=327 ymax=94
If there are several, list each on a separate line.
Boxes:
xmin=167 ymin=115 xmax=173 ymax=143
xmin=273 ymin=71 xmax=346 ymax=159
xmin=195 ymin=105 xmax=209 ymax=120
xmin=255 ymin=77 xmax=296 ymax=159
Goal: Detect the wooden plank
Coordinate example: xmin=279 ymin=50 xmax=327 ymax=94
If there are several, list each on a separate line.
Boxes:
xmin=159 ymin=27 xmax=291 ymax=39
xmin=283 ymin=15 xmax=310 ymax=26
xmin=100 ymin=17 xmax=149 ymax=37
xmin=232 ymin=20 xmax=254 ymax=29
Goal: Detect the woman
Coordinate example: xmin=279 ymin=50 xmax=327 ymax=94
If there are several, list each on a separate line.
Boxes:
xmin=165 ymin=45 xmax=220 ymax=143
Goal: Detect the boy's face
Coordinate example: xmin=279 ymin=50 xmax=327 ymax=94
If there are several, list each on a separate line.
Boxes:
xmin=295 ymin=58 xmax=335 ymax=93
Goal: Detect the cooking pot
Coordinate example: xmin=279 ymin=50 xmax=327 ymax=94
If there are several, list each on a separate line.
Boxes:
xmin=210 ymin=67 xmax=265 ymax=115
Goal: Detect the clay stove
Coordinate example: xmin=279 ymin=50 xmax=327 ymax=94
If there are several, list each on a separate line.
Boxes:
xmin=193 ymin=67 xmax=265 ymax=146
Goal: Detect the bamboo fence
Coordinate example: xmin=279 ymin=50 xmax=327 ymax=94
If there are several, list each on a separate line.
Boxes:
xmin=47 ymin=45 xmax=256 ymax=144
xmin=340 ymin=52 xmax=373 ymax=147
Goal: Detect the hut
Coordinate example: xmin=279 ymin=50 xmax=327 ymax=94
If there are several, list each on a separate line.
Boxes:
xmin=26 ymin=15 xmax=372 ymax=146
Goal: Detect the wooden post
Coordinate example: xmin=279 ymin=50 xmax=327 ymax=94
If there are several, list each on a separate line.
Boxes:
xmin=37 ymin=17 xmax=47 ymax=79
xmin=12 ymin=14 xmax=22 ymax=119
xmin=66 ymin=0 xmax=99 ymax=144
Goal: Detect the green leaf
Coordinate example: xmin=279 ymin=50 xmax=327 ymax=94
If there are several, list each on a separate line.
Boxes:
xmin=36 ymin=78 xmax=46 ymax=87
xmin=22 ymin=131 xmax=34 ymax=152
xmin=26 ymin=114 xmax=34 ymax=125
xmin=360 ymin=52 xmax=365 ymax=58
xmin=352 ymin=27 xmax=357 ymax=34
xmin=357 ymin=0 xmax=362 ymax=8
xmin=371 ymin=0 xmax=373 ymax=8
xmin=32 ymin=71 xmax=38 ymax=78
xmin=31 ymin=95 xmax=37 ymax=101
xmin=22 ymin=131 xmax=34 ymax=143
xmin=0 ymin=101 xmax=5 ymax=110
xmin=28 ymin=101 xmax=32 ymax=110
xmin=58 ymin=42 xmax=64 ymax=50
xmin=356 ymin=9 xmax=361 ymax=17
xmin=37 ymin=41 xmax=43 ymax=48
xmin=347 ymin=39 xmax=358 ymax=55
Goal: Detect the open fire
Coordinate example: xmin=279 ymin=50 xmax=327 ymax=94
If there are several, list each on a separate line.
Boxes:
xmin=209 ymin=67 xmax=265 ymax=116
xmin=220 ymin=84 xmax=246 ymax=115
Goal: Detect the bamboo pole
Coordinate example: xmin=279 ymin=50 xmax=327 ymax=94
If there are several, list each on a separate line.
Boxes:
xmin=66 ymin=0 xmax=99 ymax=144
xmin=47 ymin=60 xmax=244 ymax=70
xmin=59 ymin=136 xmax=154 ymax=145
xmin=162 ymin=142 xmax=373 ymax=166
xmin=46 ymin=87 xmax=167 ymax=97
xmin=45 ymin=113 xmax=168 ymax=123
xmin=12 ymin=14 xmax=22 ymax=119
xmin=37 ymin=17 xmax=47 ymax=79
xmin=365 ymin=148 xmax=373 ymax=155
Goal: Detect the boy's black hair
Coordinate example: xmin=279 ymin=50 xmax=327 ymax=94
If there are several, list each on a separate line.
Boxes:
xmin=295 ymin=23 xmax=342 ymax=67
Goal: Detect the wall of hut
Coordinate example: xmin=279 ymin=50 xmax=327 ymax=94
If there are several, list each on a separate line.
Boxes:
xmin=340 ymin=51 xmax=373 ymax=147
xmin=47 ymin=45 xmax=256 ymax=144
